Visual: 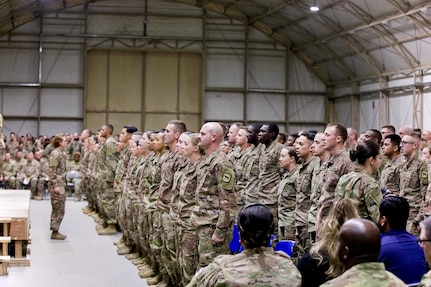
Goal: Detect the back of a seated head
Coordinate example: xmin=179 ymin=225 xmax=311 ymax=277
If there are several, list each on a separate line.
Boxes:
xmin=238 ymin=203 xmax=274 ymax=249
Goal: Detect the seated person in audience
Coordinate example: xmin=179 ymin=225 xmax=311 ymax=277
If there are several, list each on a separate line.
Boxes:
xmin=187 ymin=203 xmax=301 ymax=287
xmin=320 ymin=218 xmax=407 ymax=287
xmin=418 ymin=217 xmax=431 ymax=286
xmin=17 ymin=152 xmax=40 ymax=197
xmin=297 ymin=198 xmax=359 ymax=287
xmin=1 ymin=153 xmax=16 ymax=188
xmin=377 ymin=196 xmax=428 ymax=284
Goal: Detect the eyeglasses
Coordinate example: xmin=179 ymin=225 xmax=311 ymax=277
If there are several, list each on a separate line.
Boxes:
xmin=401 ymin=141 xmax=415 ymax=145
xmin=417 ymin=238 xmax=431 ymax=246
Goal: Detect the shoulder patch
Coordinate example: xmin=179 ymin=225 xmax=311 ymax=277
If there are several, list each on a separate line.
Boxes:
xmin=220 ymin=167 xmax=235 ymax=190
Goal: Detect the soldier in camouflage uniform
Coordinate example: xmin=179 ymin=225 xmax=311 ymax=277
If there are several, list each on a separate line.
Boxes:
xmin=17 ymin=152 xmax=40 ymax=197
xmin=6 ymin=132 xmax=19 ymax=159
xmin=176 ymin=132 xmax=204 ymax=286
xmin=277 ymin=146 xmax=299 ymax=241
xmin=334 ymin=141 xmax=383 ymax=221
xmin=114 ymin=125 xmax=137 ymax=251
xmin=96 ymin=124 xmax=119 ymax=235
xmin=1 ymin=153 xmax=16 ymax=189
xmin=157 ymin=120 xmax=187 ymax=285
xmin=318 ymin=123 xmax=354 ymax=207
xmin=380 ymin=134 xmax=404 ymax=196
xmin=320 ymin=218 xmax=407 ymax=287
xmin=35 ymin=150 xmax=49 ymax=200
xmin=244 ymin=123 xmax=262 ymax=204
xmin=257 ymin=123 xmax=283 ymax=230
xmin=232 ymin=126 xmax=252 ymax=211
xmin=66 ymin=152 xmax=82 ymax=201
xmin=48 ymin=134 xmax=68 ymax=240
xmin=308 ymin=132 xmax=328 ymax=241
xmin=295 ymin=132 xmax=319 ymax=257
xmin=418 ymin=216 xmax=431 ymax=287
xmin=191 ymin=122 xmax=236 ymax=268
xmin=226 ymin=122 xmax=243 ymax=160
xmin=399 ymin=133 xmax=429 ymax=236
xmin=187 ymin=204 xmax=301 ymax=287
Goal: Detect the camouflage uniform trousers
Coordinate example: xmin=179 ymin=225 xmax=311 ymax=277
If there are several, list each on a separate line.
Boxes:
xmin=37 ymin=178 xmax=47 ymax=198
xmin=266 ymin=204 xmax=279 ymax=239
xmin=160 ymin=212 xmax=180 ymax=284
xmin=100 ymin=180 xmax=120 ymax=225
xmin=278 ymin=226 xmax=295 ymax=241
xmin=49 ymin=186 xmax=66 ymax=231
xmin=139 ymin=204 xmax=155 ymax=264
xmin=196 ymin=225 xmax=231 ymax=268
xmin=293 ymin=225 xmax=310 ymax=264
xmin=130 ymin=197 xmax=141 ymax=249
xmin=149 ymin=209 xmax=164 ymax=268
xmin=118 ymin=191 xmax=135 ymax=247
xmin=72 ymin=178 xmax=82 ymax=198
xmin=177 ymin=220 xmax=198 ymax=286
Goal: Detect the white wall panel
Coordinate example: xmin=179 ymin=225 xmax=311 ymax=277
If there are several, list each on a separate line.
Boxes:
xmin=0 ymin=49 xmax=38 ymax=82
xmin=40 ymin=89 xmax=83 ymax=117
xmin=288 ymin=124 xmax=325 ymax=134
xmin=389 ymin=94 xmax=413 ymax=130
xmin=288 ymin=55 xmax=326 ymax=92
xmin=147 ymin=17 xmax=202 ymax=37
xmin=288 ymin=95 xmax=325 ymax=123
xmin=424 ymin=92 xmax=431 ymax=130
xmin=247 ymin=93 xmax=285 ymax=122
xmin=40 ymin=120 xmax=83 ymax=136
xmin=248 ymin=56 xmax=285 ymax=89
xmin=3 ymin=120 xmax=38 ymax=137
xmin=2 ymin=88 xmax=38 ymax=116
xmin=206 ymin=55 xmax=245 ymax=88
xmin=359 ymin=96 xmax=380 ymax=131
xmin=205 ymin=92 xmax=243 ymax=121
xmin=333 ymin=98 xmax=351 ymax=126
xmin=42 ymin=50 xmax=83 ymax=84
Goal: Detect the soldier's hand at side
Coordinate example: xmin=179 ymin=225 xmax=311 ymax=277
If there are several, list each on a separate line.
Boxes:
xmin=54 ymin=186 xmax=60 ymax=193
xmin=212 ymin=234 xmax=224 ymax=245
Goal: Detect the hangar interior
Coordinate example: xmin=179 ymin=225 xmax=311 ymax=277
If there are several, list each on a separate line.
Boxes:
xmin=0 ymin=0 xmax=430 ymax=135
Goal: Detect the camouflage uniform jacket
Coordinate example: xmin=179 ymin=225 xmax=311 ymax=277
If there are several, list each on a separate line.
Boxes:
xmin=169 ymin=156 xmax=190 ymax=221
xmin=320 ymin=262 xmax=407 ymax=287
xmin=244 ymin=144 xmax=262 ymax=204
xmin=318 ymin=150 xmax=354 ymax=207
xmin=38 ymin=157 xmax=49 ymax=179
xmin=380 ymin=155 xmax=405 ymax=196
xmin=48 ymin=148 xmax=66 ymax=188
xmin=158 ymin=150 xmax=185 ymax=213
xmin=66 ymin=160 xmax=80 ymax=173
xmin=399 ymin=153 xmax=429 ymax=222
xmin=278 ymin=166 xmax=299 ymax=229
xmin=2 ymin=160 xmax=16 ymax=178
xmin=79 ymin=149 xmax=91 ymax=180
xmin=418 ymin=270 xmax=431 ymax=287
xmin=6 ymin=140 xmax=18 ymax=157
xmin=19 ymin=160 xmax=40 ymax=180
xmin=97 ymin=136 xmax=118 ymax=183
xmin=308 ymin=159 xmax=326 ymax=232
xmin=334 ymin=169 xmax=382 ymax=221
xmin=187 ymin=247 xmax=302 ymax=287
xmin=258 ymin=141 xmax=283 ymax=205
xmin=296 ymin=157 xmax=319 ymax=227
xmin=191 ymin=150 xmax=236 ymax=239
xmin=146 ymin=151 xmax=167 ymax=211
xmin=233 ymin=146 xmax=251 ymax=206
xmin=114 ymin=146 xmax=131 ymax=192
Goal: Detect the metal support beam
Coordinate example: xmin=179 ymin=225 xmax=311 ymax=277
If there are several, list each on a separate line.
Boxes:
xmin=413 ymin=69 xmax=424 ymax=130
xmin=351 ymin=82 xmax=360 ymax=131
xmin=379 ymin=77 xmax=390 ymax=128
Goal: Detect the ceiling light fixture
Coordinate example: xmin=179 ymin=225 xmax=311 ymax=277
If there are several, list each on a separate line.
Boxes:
xmin=310 ymin=1 xmax=320 ymax=12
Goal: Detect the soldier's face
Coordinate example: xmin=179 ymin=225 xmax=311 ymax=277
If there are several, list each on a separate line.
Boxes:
xmin=296 ymin=136 xmax=312 ymax=159
xmin=382 ymin=138 xmax=395 ymax=156
xmin=235 ymin=129 xmax=247 ymax=147
xmin=279 ymin=148 xmax=293 ymax=169
xmin=258 ymin=125 xmax=271 ymax=144
xmin=119 ymin=128 xmax=129 ymax=144
xmin=311 ymin=134 xmax=325 ymax=157
xmin=227 ymin=125 xmax=239 ymax=145
xmin=153 ymin=133 xmax=166 ymax=152
xmin=164 ymin=124 xmax=177 ymax=146
xmin=323 ymin=126 xmax=338 ymax=151
xmin=182 ymin=135 xmax=197 ymax=158
xmin=199 ymin=124 xmax=213 ymax=151
xmin=400 ymin=135 xmax=417 ymax=157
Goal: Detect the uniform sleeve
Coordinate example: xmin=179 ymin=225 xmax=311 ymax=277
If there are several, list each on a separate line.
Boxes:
xmin=48 ymin=152 xmax=58 ymax=185
xmin=105 ymin=141 xmax=118 ymax=182
xmin=214 ymin=163 xmax=236 ymax=239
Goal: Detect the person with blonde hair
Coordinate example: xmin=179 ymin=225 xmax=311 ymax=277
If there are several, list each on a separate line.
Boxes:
xmin=297 ymin=198 xmax=360 ymax=287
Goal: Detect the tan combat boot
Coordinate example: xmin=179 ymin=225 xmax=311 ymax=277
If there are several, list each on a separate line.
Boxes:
xmin=146 ymin=274 xmax=161 ymax=285
xmin=113 ymin=238 xmax=124 ymax=246
xmin=97 ymin=224 xmax=117 ymax=235
xmin=125 ymin=252 xmax=140 ymax=260
xmin=117 ymin=244 xmax=132 ymax=255
xmin=51 ymin=231 xmax=67 ymax=240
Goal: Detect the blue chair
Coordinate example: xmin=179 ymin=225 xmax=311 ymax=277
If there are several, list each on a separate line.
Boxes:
xmin=229 ymin=224 xmax=243 ymax=254
xmin=274 ymin=240 xmax=296 ymax=257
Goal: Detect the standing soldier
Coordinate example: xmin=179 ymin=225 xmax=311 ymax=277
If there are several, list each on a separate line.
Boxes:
xmin=244 ymin=123 xmax=262 ymax=204
xmin=399 ymin=132 xmax=429 ymax=236
xmin=96 ymin=124 xmax=119 ymax=235
xmin=380 ymin=134 xmax=404 ymax=196
xmin=35 ymin=150 xmax=49 ymax=200
xmin=257 ymin=123 xmax=283 ymax=228
xmin=192 ymin=122 xmax=236 ymax=268
xmin=48 ymin=134 xmax=67 ymax=240
xmin=6 ymin=132 xmax=19 ymax=159
xmin=295 ymin=132 xmax=319 ymax=257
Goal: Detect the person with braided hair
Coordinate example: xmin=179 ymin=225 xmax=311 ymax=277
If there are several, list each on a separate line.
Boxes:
xmin=187 ymin=203 xmax=301 ymax=287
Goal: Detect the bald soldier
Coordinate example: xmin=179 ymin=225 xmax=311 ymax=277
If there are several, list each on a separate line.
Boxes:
xmin=321 ymin=218 xmax=407 ymax=287
xmin=191 ymin=122 xmax=236 ymax=268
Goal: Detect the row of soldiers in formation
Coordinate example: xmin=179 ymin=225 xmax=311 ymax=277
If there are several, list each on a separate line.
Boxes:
xmin=72 ymin=119 xmax=429 ymax=287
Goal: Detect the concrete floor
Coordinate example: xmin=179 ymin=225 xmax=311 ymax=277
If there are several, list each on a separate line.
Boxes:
xmin=0 ymin=198 xmax=148 ymax=287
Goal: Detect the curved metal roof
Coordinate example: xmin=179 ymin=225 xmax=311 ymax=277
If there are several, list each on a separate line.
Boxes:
xmin=1 ymin=0 xmax=430 ymax=86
